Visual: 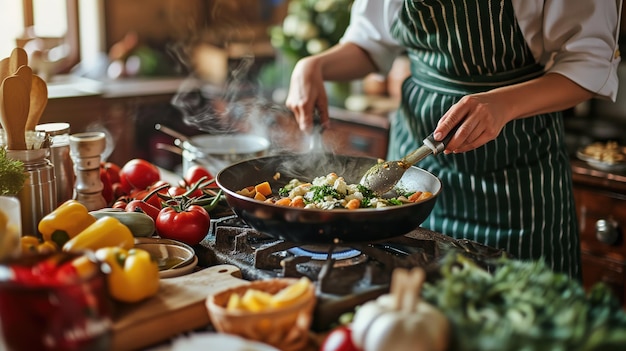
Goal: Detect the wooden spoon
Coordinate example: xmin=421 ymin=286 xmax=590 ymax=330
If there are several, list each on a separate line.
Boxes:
xmin=8 ymin=48 xmax=28 ymax=75
xmin=0 ymin=58 xmax=9 ymax=83
xmin=14 ymin=65 xmax=32 ymax=98
xmin=26 ymin=75 xmax=48 ymax=131
xmin=0 ymin=76 xmax=30 ymax=150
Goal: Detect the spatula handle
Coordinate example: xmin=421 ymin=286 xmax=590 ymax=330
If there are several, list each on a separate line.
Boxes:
xmin=423 ymin=124 xmax=461 ymax=155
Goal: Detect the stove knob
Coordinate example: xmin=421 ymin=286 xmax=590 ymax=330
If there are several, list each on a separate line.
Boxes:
xmin=595 ymin=219 xmax=620 ymax=245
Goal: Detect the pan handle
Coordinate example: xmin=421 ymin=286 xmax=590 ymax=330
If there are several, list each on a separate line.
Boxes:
xmin=155 ymin=142 xmax=183 ymax=155
xmin=154 ymin=124 xmax=190 ymax=143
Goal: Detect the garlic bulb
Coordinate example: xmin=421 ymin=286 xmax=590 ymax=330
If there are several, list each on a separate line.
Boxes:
xmin=351 ymin=268 xmax=449 ymax=351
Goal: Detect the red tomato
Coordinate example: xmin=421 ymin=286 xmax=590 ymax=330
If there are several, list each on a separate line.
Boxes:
xmin=99 ymin=167 xmax=113 ymax=205
xmin=132 ymin=189 xmax=163 ymax=209
xmin=149 ymin=180 xmax=171 ymax=194
xmin=101 ymin=161 xmax=122 ymax=184
xmin=184 ymin=165 xmax=213 ymax=185
xmin=156 ymin=205 xmax=210 ymax=246
xmin=119 ymin=159 xmax=160 ymax=190
xmin=321 ymin=326 xmax=361 ymax=351
xmin=167 ymin=186 xmax=187 ymax=197
xmin=125 ymin=200 xmax=161 ymax=221
xmin=112 ymin=182 xmax=128 ymax=199
xmin=167 ymin=185 xmax=203 ymax=199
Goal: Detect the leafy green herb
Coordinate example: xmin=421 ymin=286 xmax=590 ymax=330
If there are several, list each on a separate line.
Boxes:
xmin=422 ymin=254 xmax=626 ymax=351
xmin=310 ymin=185 xmax=341 ymax=202
xmin=278 ymin=187 xmax=290 ymax=197
xmin=0 ymin=148 xmax=26 ymax=196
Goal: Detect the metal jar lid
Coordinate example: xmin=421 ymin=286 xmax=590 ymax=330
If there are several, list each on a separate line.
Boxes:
xmin=35 ymin=122 xmax=70 ymax=136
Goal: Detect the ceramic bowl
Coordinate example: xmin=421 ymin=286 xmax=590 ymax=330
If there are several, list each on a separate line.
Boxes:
xmin=134 ymin=237 xmax=197 ymax=278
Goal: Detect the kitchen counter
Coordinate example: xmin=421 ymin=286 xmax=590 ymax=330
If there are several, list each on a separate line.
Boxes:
xmin=47 ymin=75 xmax=190 ymax=99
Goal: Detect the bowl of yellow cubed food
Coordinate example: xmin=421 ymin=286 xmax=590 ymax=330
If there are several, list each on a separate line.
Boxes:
xmin=206 ymin=277 xmax=315 ymax=351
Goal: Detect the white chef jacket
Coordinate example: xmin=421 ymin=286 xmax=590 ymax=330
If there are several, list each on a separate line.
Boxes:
xmin=340 ymin=0 xmax=623 ymax=101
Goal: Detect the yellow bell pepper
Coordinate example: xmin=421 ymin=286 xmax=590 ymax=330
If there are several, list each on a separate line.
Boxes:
xmin=62 ymin=216 xmax=134 ymax=253
xmin=95 ymin=247 xmax=160 ymax=303
xmin=38 ymin=200 xmax=96 ymax=247
xmin=21 ymin=235 xmax=58 ymax=255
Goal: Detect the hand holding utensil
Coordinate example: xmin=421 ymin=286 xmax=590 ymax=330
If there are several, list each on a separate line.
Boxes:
xmin=360 ymin=125 xmax=459 ymax=196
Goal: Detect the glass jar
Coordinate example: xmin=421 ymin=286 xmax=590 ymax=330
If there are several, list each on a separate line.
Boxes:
xmin=0 ymin=252 xmax=113 ymax=351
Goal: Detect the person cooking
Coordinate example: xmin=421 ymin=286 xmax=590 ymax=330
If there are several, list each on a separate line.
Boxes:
xmin=285 ymin=0 xmax=622 ymax=278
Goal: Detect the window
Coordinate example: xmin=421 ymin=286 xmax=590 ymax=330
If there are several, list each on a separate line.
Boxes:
xmin=0 ymin=0 xmax=79 ymax=76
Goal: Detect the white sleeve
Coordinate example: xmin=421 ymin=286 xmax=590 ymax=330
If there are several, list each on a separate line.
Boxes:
xmin=339 ymin=0 xmax=405 ymax=74
xmin=515 ymin=0 xmax=623 ymax=101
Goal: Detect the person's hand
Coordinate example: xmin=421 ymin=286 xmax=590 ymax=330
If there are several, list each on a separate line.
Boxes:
xmin=285 ymin=57 xmax=330 ymax=132
xmin=433 ymin=93 xmax=512 ymax=153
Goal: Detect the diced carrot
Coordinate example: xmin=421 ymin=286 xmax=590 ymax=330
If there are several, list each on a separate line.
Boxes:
xmin=237 ymin=187 xmax=255 ymax=198
xmin=408 ymin=191 xmax=423 ymax=202
xmin=254 ymin=192 xmax=267 ymax=201
xmin=274 ymin=197 xmax=292 ymax=206
xmin=345 ymin=198 xmax=361 ymax=210
xmin=290 ymin=196 xmax=305 ymax=208
xmin=255 ymin=181 xmax=273 ymax=197
xmin=418 ymin=192 xmax=433 ymax=201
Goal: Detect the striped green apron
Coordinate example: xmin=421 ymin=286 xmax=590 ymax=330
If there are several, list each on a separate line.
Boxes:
xmin=390 ymin=0 xmax=580 ymax=277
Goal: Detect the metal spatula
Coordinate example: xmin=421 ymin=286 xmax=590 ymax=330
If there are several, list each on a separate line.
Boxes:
xmin=360 ymin=125 xmax=459 ymax=195
xmin=309 ymin=109 xmax=324 ymax=153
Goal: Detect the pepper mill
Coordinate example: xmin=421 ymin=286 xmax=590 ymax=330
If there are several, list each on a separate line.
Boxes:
xmin=69 ymin=132 xmax=107 ymax=211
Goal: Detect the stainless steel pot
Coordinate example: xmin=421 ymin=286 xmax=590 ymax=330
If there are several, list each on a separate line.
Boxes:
xmin=179 ymin=134 xmax=270 ymax=175
xmin=154 ymin=124 xmax=270 ymax=175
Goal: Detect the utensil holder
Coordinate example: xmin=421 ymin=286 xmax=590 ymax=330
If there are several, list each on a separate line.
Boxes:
xmin=36 ymin=123 xmax=74 ymax=206
xmin=6 ymin=148 xmax=56 ymax=237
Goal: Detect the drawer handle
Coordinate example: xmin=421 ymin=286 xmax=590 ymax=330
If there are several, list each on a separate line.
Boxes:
xmin=595 ymin=219 xmax=620 ymax=245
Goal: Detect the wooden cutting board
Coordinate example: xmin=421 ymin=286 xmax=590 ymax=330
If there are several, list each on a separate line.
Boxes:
xmin=111 ymin=264 xmax=250 ymax=351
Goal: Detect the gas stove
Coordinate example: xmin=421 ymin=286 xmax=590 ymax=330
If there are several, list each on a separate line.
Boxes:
xmin=196 ymin=214 xmax=506 ymax=330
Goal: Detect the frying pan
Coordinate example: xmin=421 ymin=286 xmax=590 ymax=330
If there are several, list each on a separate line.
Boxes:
xmin=216 ymin=153 xmax=442 ymax=244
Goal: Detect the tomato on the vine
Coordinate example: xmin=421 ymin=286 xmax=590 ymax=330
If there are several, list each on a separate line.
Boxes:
xmin=99 ymin=167 xmax=113 ymax=204
xmin=125 ymin=200 xmax=161 ymax=222
xmin=101 ymin=161 xmax=122 ymax=184
xmin=132 ymin=189 xmax=163 ymax=209
xmin=119 ymin=159 xmax=160 ymax=190
xmin=184 ymin=165 xmax=213 ymax=186
xmin=321 ymin=325 xmax=361 ymax=351
xmin=156 ymin=204 xmax=210 ymax=246
xmin=167 ymin=186 xmax=187 ymax=198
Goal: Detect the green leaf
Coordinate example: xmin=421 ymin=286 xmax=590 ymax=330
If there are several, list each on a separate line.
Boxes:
xmin=0 ymin=148 xmax=27 ymax=196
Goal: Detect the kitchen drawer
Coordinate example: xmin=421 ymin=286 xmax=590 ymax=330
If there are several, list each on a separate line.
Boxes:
xmin=324 ymin=120 xmax=388 ymax=159
xmin=573 ymin=187 xmax=626 ymax=261
xmin=581 ymin=253 xmax=625 ymax=306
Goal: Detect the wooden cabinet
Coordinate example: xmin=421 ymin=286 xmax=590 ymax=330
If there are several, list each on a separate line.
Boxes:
xmin=572 ymin=159 xmax=626 ymax=307
xmin=326 ymin=107 xmax=390 ymax=159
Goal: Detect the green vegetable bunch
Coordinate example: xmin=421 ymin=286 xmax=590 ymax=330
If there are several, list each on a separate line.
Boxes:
xmin=422 ymin=254 xmax=626 ymax=351
xmin=270 ymin=0 xmax=353 ymax=60
xmin=0 ymin=148 xmax=26 ymax=196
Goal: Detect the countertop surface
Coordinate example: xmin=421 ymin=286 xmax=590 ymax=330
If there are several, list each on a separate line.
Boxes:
xmin=47 ymin=75 xmax=190 ymax=99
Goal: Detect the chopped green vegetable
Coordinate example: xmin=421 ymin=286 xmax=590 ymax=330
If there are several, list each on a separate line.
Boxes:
xmin=0 ymin=148 xmax=27 ymax=196
xmin=422 ymin=254 xmax=626 ymax=351
xmin=310 ymin=184 xmax=342 ymax=202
